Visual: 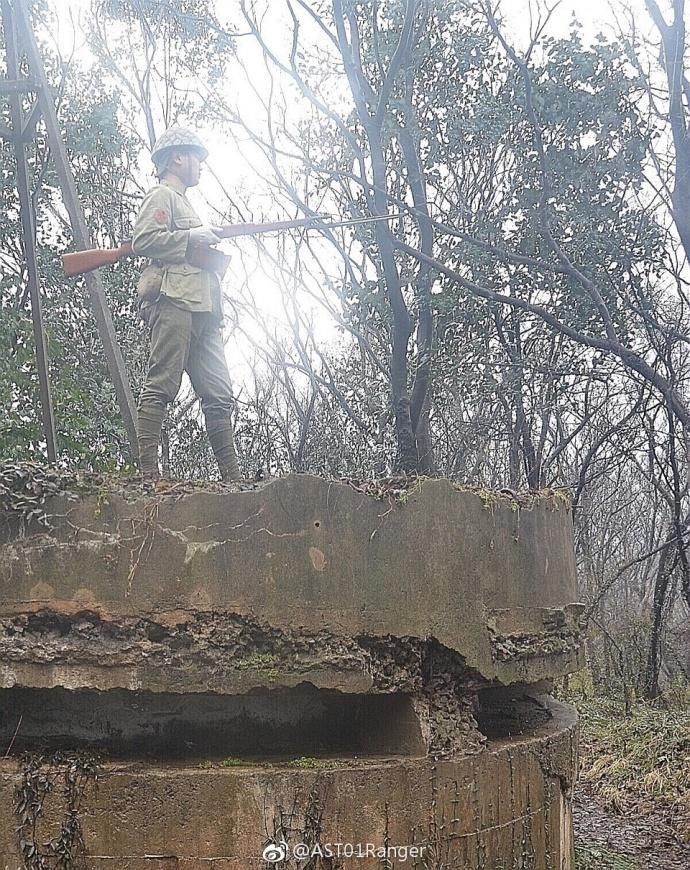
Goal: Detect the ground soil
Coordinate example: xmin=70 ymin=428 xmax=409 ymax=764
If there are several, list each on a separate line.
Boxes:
xmin=573 ymin=781 xmax=690 ymax=870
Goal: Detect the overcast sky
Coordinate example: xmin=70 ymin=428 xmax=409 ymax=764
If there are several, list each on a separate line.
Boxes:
xmin=48 ymin=0 xmax=659 ymax=49
xmin=44 ymin=0 xmax=663 ymax=184
xmin=40 ymin=0 xmax=667 ymax=383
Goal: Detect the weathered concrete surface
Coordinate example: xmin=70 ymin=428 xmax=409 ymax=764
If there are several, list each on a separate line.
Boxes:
xmin=0 ymin=474 xmax=581 ymax=868
xmin=0 ymin=696 xmax=577 ymax=870
xmin=0 ymin=475 xmax=584 ymax=692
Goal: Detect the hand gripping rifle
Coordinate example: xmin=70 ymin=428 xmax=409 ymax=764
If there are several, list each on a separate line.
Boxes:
xmin=61 ymin=213 xmax=402 ymax=279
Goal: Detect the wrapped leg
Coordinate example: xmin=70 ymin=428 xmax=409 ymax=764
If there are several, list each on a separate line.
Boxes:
xmin=137 ymin=297 xmax=192 ymax=477
xmin=187 ymin=314 xmax=242 ymax=482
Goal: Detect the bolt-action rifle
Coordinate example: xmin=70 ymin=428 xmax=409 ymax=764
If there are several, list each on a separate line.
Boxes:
xmin=61 ymin=213 xmax=402 ymax=279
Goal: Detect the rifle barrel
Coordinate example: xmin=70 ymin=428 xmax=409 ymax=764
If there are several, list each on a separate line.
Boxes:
xmin=318 ymin=212 xmax=404 ymax=230
xmin=214 ymin=213 xmax=402 ymax=239
xmin=215 ymin=215 xmax=330 ymax=239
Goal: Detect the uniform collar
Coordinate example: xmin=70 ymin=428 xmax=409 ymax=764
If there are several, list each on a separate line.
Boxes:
xmin=161 ymin=176 xmax=188 ymax=195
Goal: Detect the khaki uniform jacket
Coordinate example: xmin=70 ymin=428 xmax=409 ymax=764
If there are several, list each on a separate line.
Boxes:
xmin=132 ymin=178 xmax=221 ymax=314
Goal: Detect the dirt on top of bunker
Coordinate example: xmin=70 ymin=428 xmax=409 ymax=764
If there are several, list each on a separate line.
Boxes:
xmin=0 ymin=460 xmax=572 ymax=527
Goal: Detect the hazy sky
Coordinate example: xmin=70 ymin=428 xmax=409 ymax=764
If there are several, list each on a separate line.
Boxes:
xmin=44 ymin=0 xmax=663 ymax=182
xmin=40 ymin=0 xmax=667 ymax=383
xmin=48 ymin=0 xmax=659 ymax=47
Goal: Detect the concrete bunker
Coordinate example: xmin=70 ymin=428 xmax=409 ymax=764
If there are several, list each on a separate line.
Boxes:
xmin=0 ymin=473 xmax=582 ymax=868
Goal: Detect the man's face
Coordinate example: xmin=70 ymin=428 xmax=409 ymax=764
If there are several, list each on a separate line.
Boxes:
xmin=169 ymin=149 xmax=203 ymax=187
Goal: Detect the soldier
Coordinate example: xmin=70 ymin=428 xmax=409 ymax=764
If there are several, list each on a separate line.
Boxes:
xmin=132 ymin=126 xmax=241 ymax=482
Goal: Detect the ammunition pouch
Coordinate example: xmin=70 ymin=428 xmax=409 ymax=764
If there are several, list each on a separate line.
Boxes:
xmin=137 ymin=264 xmax=164 ymax=303
xmin=186 ymin=242 xmax=232 ymax=279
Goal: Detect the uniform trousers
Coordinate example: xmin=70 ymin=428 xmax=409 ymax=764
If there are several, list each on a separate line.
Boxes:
xmin=137 ymin=295 xmax=241 ymax=480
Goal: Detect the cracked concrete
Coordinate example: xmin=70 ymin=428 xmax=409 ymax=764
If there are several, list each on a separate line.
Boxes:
xmin=0 ymin=474 xmax=580 ymax=868
xmin=0 ymin=475 xmax=584 ymax=689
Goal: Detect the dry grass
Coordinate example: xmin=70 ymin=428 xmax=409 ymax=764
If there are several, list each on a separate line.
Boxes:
xmin=575 ymin=846 xmax=636 ymax=869
xmin=578 ymin=698 xmax=690 ymax=839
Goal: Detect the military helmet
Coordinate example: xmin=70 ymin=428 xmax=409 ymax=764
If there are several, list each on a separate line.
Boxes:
xmin=150 ymin=127 xmax=209 ymax=165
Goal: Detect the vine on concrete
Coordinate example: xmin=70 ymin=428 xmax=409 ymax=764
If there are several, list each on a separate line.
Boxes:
xmin=0 ymin=463 xmax=85 ymax=531
xmin=263 ymin=785 xmax=343 ymax=869
xmin=14 ymin=751 xmax=98 ymax=869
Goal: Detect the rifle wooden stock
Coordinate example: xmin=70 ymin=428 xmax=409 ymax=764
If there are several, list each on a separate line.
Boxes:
xmin=62 ymin=240 xmax=133 ymax=277
xmin=62 ymin=240 xmax=230 ymax=279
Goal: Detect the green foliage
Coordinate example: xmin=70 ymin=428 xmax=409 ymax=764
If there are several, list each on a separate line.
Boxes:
xmin=90 ymin=0 xmax=232 ymax=129
xmin=291 ymin=0 xmax=670 ymax=480
xmin=0 ymin=33 xmax=146 ymax=468
xmin=431 ymin=24 xmax=660 ymax=335
xmin=220 ymin=757 xmax=245 ymax=768
xmin=575 ymin=846 xmax=636 ymax=870
xmin=286 ymin=756 xmax=337 ymax=769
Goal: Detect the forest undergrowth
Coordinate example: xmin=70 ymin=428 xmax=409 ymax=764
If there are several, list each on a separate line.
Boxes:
xmin=571 ymin=687 xmax=689 ymax=869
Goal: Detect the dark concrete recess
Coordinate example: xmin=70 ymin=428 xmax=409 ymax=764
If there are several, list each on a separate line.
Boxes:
xmin=0 ymin=684 xmax=426 ymax=758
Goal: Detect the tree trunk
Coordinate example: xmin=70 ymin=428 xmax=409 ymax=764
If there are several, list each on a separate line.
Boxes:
xmin=645 ymin=530 xmax=675 ymax=699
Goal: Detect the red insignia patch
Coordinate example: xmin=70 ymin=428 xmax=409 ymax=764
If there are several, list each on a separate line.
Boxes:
xmin=153 ymin=208 xmax=168 ymax=225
